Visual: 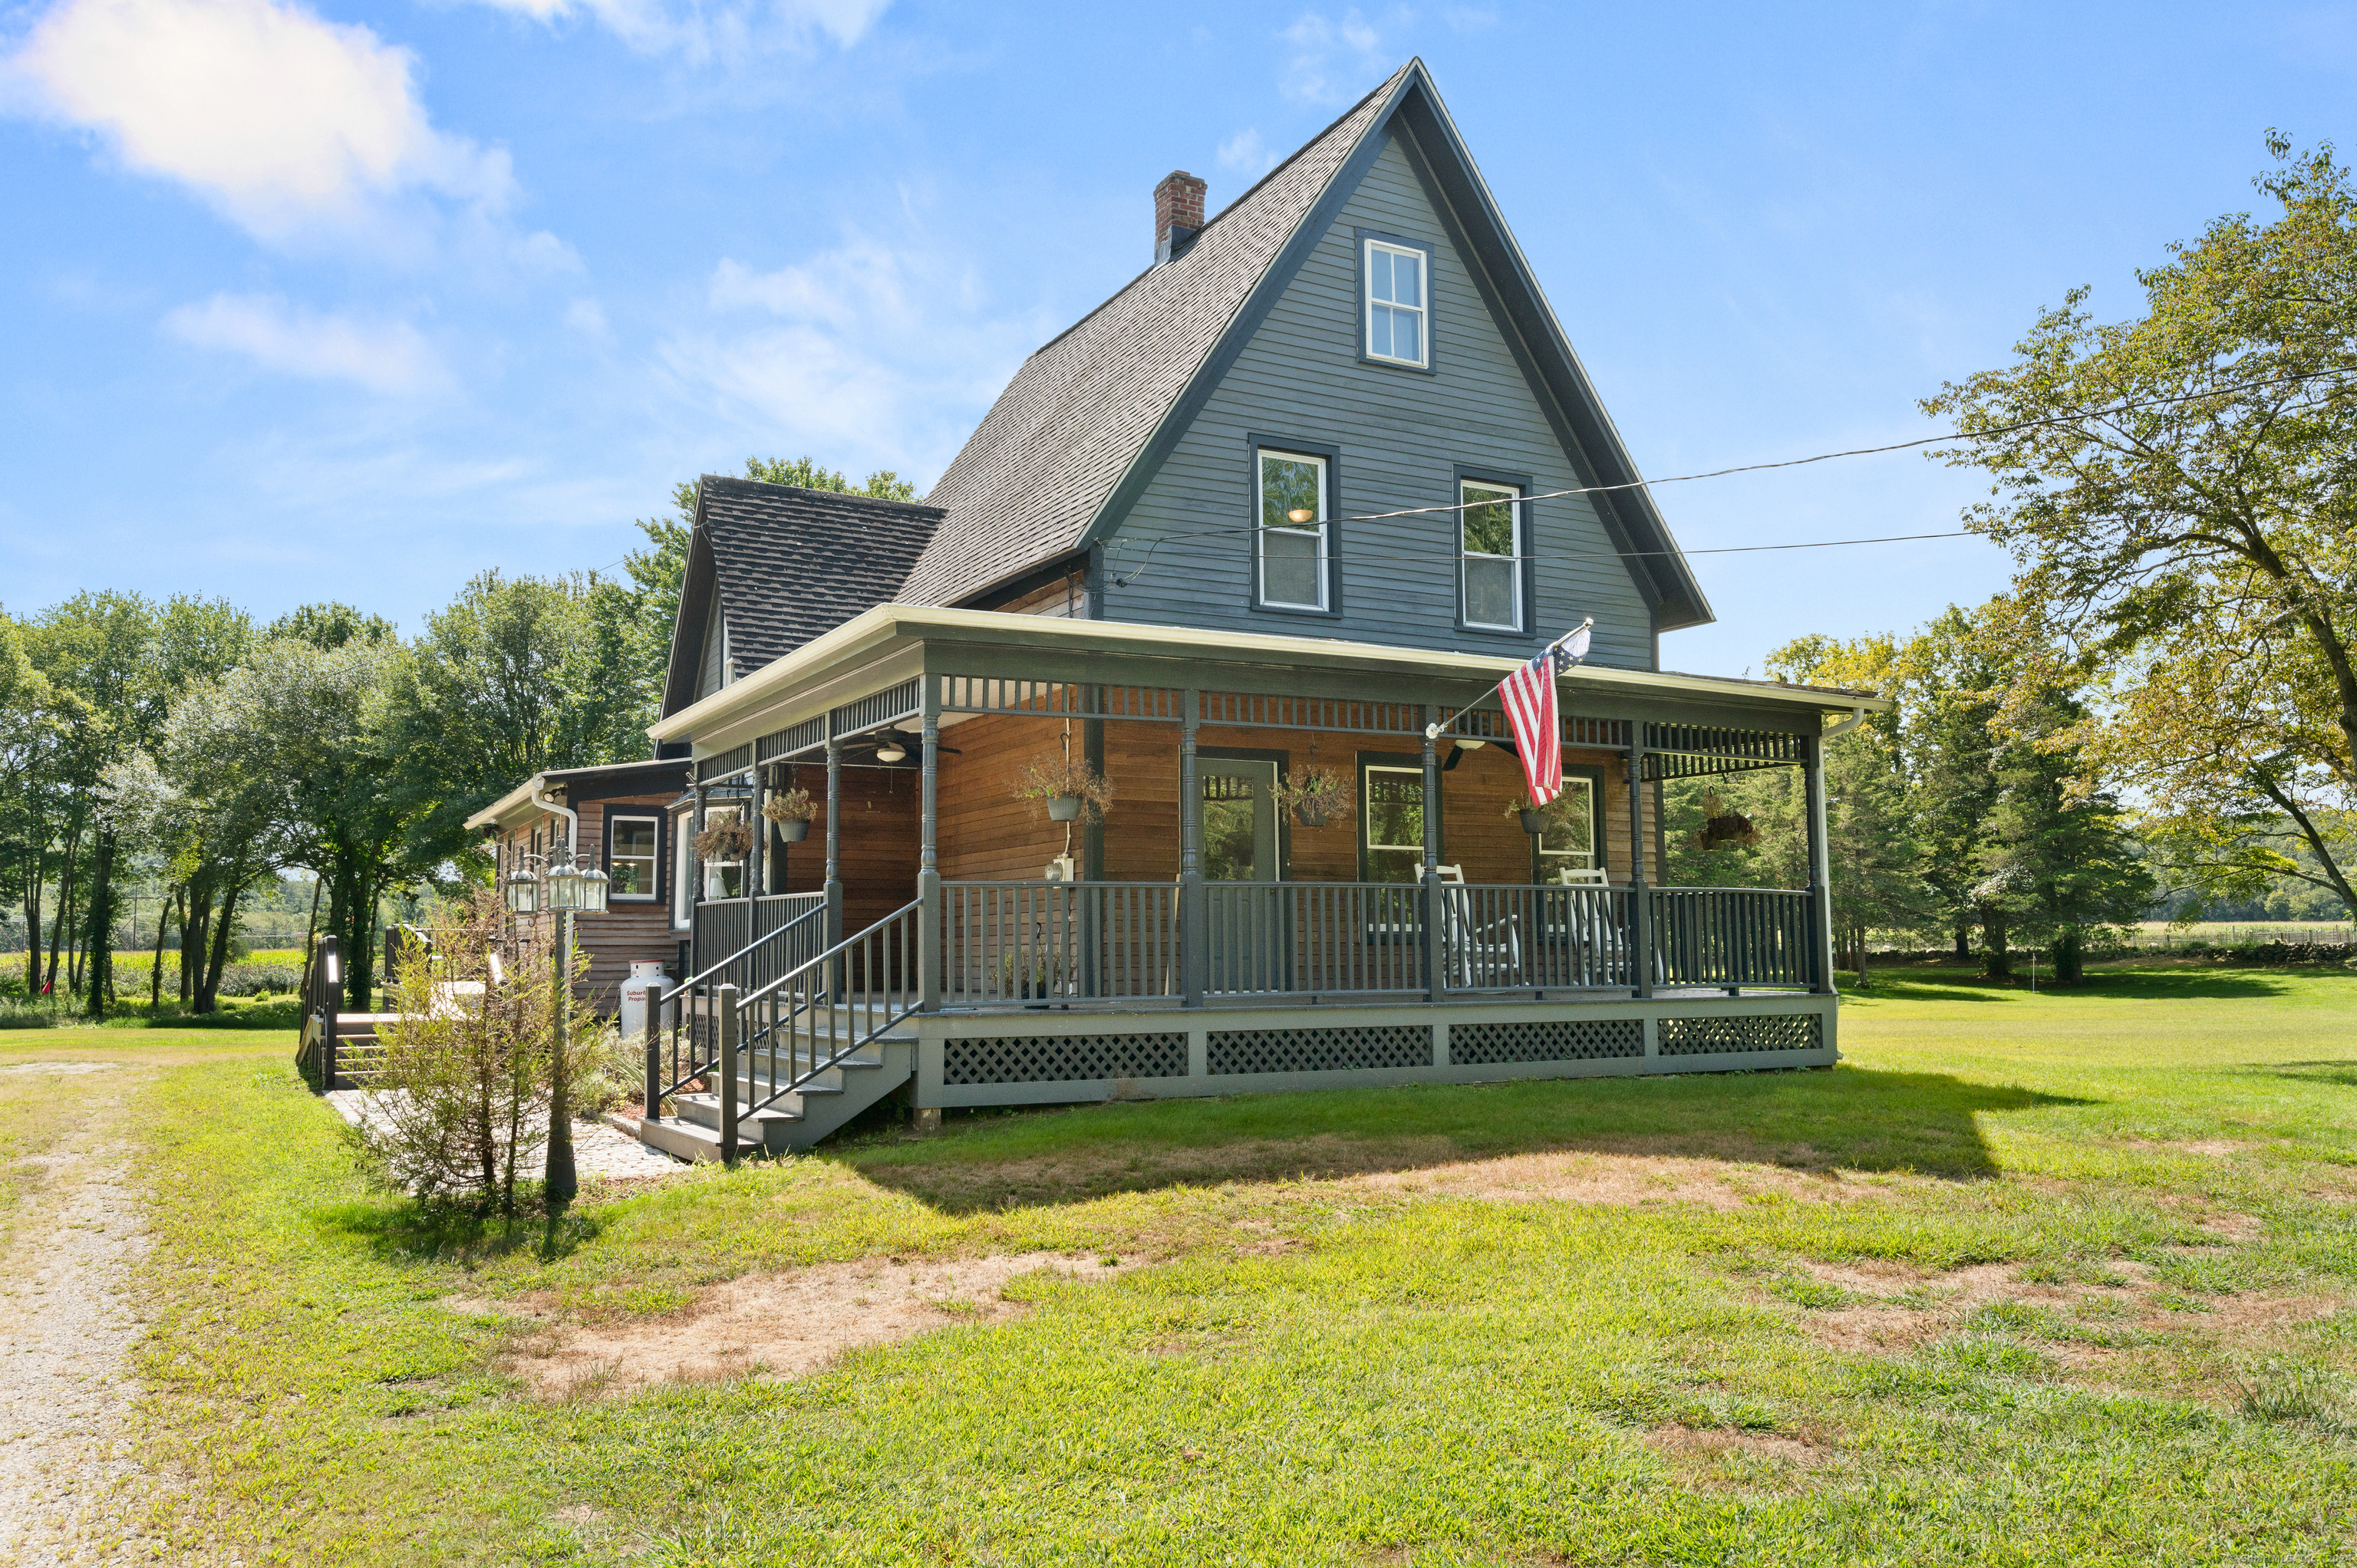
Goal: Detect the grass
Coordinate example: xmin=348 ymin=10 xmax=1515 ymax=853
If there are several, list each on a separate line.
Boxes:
xmin=9 ymin=965 xmax=2357 ymax=1563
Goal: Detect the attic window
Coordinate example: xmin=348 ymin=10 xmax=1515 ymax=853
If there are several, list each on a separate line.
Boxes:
xmin=1363 ymin=238 xmax=1428 ymax=367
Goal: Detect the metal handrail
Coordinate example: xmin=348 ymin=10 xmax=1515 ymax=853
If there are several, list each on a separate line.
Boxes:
xmin=658 ymin=900 xmax=830 ymax=1099
xmin=734 ymin=900 xmax=921 ymax=1122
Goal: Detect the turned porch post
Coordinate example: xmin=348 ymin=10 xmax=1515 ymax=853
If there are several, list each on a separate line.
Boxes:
xmin=1626 ymin=729 xmax=1653 ymax=999
xmin=823 ymin=736 xmax=843 ymax=947
xmin=1804 ymin=730 xmax=1835 ymax=994
xmin=1179 ymin=689 xmax=1204 ymax=1007
xmin=690 ymin=779 xmax=707 ymax=974
xmin=918 ymin=689 xmax=941 ymax=1013
xmin=1420 ymin=705 xmax=1446 ymax=1000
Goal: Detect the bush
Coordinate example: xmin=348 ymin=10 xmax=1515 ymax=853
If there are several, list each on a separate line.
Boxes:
xmin=217 ymin=962 xmax=304 ymax=996
xmin=179 ymin=997 xmax=303 ymax=1029
xmin=0 ymin=1002 xmax=58 ymax=1030
xmin=570 ymin=1023 xmax=640 ymax=1118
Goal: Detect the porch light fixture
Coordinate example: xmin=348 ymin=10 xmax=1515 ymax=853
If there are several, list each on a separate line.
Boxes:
xmin=1456 ymin=738 xmax=1486 ymax=749
xmin=875 ymin=740 xmax=908 ymax=763
xmin=504 ymin=867 xmax=539 ymax=914
xmin=1286 ymin=507 xmax=1315 ymax=524
xmin=506 ymin=843 xmax=610 ymax=914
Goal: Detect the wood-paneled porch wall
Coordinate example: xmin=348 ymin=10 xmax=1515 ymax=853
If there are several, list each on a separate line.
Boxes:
xmin=928 ymin=713 xmax=1659 ymax=884
xmin=762 ymin=761 xmax=921 ymax=934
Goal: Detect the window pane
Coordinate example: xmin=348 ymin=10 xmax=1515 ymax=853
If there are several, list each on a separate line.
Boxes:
xmin=1464 ymin=557 xmax=1517 ymax=628
xmin=1260 ymin=454 xmax=1321 ymax=529
xmin=1394 ymin=250 xmax=1422 ymax=308
xmin=1369 ymin=305 xmax=1393 ymax=359
xmin=1368 ymin=246 xmax=1393 ymax=303
xmin=1461 ymin=486 xmax=1516 ymax=555
xmin=1539 ymin=779 xmax=1596 ymax=865
xmin=1202 ymin=773 xmax=1260 ymax=881
xmin=1262 ymin=529 xmax=1323 ymax=607
xmin=1393 ymin=309 xmax=1421 ymax=364
xmin=1364 ymin=769 xmax=1424 ymax=851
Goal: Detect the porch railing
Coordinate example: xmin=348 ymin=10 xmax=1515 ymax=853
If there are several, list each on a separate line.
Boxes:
xmin=1650 ymin=887 xmax=1815 ymax=989
xmin=832 ymin=880 xmax=1818 ymax=1012
xmin=1442 ymin=884 xmax=1633 ymax=992
xmin=1205 ymin=881 xmax=1426 ymax=996
xmin=658 ymin=894 xmax=829 ymax=1099
xmin=940 ymin=881 xmax=1179 ymax=1004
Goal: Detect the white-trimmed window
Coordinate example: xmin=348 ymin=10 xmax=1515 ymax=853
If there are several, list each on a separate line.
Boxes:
xmin=1257 ymin=449 xmax=1329 ymax=611
xmin=1536 ymin=777 xmax=1598 ymax=875
xmin=1460 ymin=480 xmax=1523 ymax=631
xmin=1363 ymin=765 xmax=1426 ymax=884
xmin=607 ymin=815 xmax=659 ymax=901
xmin=1363 ymin=239 xmax=1428 ymax=367
xmin=671 ymin=809 xmax=694 ymax=927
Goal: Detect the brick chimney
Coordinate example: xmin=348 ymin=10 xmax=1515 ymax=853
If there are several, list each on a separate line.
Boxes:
xmin=1154 ymin=170 xmax=1206 ymax=263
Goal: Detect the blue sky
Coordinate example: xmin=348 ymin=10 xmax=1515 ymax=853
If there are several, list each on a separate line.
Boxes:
xmin=3 ymin=0 xmax=2351 ymax=674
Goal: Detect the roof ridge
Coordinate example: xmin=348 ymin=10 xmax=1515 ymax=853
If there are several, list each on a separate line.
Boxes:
xmin=702 ymin=473 xmax=944 ymax=513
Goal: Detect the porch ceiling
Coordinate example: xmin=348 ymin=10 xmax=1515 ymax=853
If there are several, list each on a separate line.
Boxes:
xmin=648 ymin=604 xmax=1889 ymax=758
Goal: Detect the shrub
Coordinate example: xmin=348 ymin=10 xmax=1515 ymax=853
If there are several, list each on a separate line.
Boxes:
xmin=180 ymin=997 xmax=303 ymax=1029
xmin=216 ymin=962 xmax=304 ymax=996
xmin=0 ymin=1002 xmax=57 ymax=1030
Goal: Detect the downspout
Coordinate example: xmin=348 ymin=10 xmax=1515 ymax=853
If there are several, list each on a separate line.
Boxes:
xmin=1823 ymin=707 xmax=1867 ymax=740
xmin=529 ymin=782 xmax=579 ymax=855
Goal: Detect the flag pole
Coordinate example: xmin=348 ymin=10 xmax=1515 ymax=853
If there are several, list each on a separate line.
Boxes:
xmin=1424 ymin=618 xmax=1592 ymax=741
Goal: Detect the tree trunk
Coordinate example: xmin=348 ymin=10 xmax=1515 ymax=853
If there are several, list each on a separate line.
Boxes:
xmin=149 ymin=889 xmax=174 ymax=1010
xmin=1982 ymin=907 xmax=2013 ymax=979
xmin=48 ymin=868 xmax=74 ymax=996
xmin=2055 ymin=927 xmax=2084 ymax=984
xmin=22 ymin=850 xmax=44 ymax=1003
xmin=196 ymin=884 xmax=241 ymax=1013
xmin=84 ymin=828 xmax=116 ymax=1019
xmin=325 ymin=865 xmax=353 ymax=1011
xmin=1953 ymin=924 xmax=1971 ymax=960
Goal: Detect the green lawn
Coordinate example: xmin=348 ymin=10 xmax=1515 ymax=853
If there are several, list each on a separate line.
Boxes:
xmin=10 ymin=967 xmax=2357 ymax=1565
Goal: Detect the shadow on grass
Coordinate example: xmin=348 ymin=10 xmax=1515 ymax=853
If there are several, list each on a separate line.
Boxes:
xmin=1854 ymin=964 xmax=2295 ymax=1003
xmin=2247 ymin=1059 xmax=2357 ymax=1089
xmin=846 ymin=1066 xmax=2088 ymax=1216
xmin=318 ymin=1188 xmax=612 ymax=1266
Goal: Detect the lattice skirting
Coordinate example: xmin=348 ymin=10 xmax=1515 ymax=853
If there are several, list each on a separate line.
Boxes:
xmin=1657 ymin=1013 xmax=1822 ymax=1056
xmin=1450 ymin=1017 xmax=1643 ymax=1065
xmin=944 ymin=1033 xmax=1188 ymax=1085
xmin=1207 ymin=1024 xmax=1432 ymax=1076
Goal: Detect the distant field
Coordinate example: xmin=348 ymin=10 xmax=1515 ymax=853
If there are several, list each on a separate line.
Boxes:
xmin=2131 ymin=921 xmax=2355 ymax=947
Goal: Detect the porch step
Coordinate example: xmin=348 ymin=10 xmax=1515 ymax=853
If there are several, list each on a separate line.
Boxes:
xmin=639 ymin=1040 xmax=915 ymax=1158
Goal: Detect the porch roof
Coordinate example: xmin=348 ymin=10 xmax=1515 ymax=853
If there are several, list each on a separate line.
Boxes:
xmin=648 ymin=604 xmax=1889 ymax=759
xmin=463 ymin=756 xmax=691 ymax=834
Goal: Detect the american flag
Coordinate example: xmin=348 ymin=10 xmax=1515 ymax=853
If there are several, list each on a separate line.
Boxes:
xmin=1498 ymin=621 xmax=1592 ymax=805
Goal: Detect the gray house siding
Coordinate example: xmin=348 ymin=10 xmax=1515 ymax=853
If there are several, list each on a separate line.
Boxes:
xmin=1099 ymin=131 xmax=1659 ymax=670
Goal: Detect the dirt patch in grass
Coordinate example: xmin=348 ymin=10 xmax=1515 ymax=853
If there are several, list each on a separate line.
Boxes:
xmin=481 ymin=1252 xmax=1132 ymax=1396
xmin=1646 ymin=1422 xmax=1831 ymax=1466
xmin=870 ymin=1133 xmax=1465 ymax=1210
xmin=1353 ymin=1147 xmax=1852 ymax=1211
xmin=0 ymin=1062 xmax=117 ymax=1076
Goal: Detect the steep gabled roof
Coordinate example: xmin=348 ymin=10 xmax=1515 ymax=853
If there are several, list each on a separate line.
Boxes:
xmin=660 ymin=477 xmax=944 ymax=717
xmin=900 ymin=65 xmax=1413 ymax=608
xmin=901 ymin=58 xmax=1712 ymax=631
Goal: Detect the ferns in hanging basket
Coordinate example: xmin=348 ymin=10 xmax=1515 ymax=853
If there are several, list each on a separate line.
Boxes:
xmin=1693 ymin=789 xmax=1759 ymax=852
xmin=759 ymin=787 xmax=816 ymax=825
xmin=692 ymin=818 xmax=755 ymax=861
xmin=1011 ymin=754 xmax=1115 ymax=823
xmin=1272 ymin=765 xmax=1355 ymax=825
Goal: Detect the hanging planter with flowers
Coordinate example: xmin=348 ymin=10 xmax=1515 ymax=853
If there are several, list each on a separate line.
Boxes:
xmin=1272 ymin=765 xmax=1355 ymax=828
xmin=1013 ymin=753 xmax=1115 ymax=824
xmin=760 ymin=786 xmax=817 ymax=842
xmin=692 ymin=817 xmax=755 ymax=862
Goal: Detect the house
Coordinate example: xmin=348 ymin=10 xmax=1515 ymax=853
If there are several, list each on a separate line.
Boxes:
xmin=465 ymin=756 xmax=694 ymax=1011
xmin=635 ymin=60 xmax=1888 ymax=1162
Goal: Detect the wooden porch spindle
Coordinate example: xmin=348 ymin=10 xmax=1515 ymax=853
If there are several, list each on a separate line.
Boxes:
xmin=1626 ymin=730 xmax=1653 ymax=999
xmin=1804 ymin=731 xmax=1835 ymax=994
xmin=918 ymin=698 xmax=941 ymax=1014
xmin=1179 ymin=690 xmax=1203 ymax=1007
xmin=1420 ymin=704 xmax=1445 ymax=1001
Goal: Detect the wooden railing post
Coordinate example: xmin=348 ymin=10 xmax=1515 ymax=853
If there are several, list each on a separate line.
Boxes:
xmin=642 ymin=980 xmax=664 ymax=1122
xmin=1420 ymin=706 xmax=1446 ymax=1000
xmin=1179 ymin=690 xmax=1204 ymax=1006
xmin=918 ymin=703 xmax=941 ymax=1013
xmin=1804 ymin=732 xmax=1835 ymax=994
xmin=715 ymin=983 xmax=740 ymax=1166
xmin=1626 ymin=736 xmax=1653 ymax=998
xmin=823 ymin=736 xmax=844 ymax=998
xmin=319 ymin=936 xmax=341 ymax=1090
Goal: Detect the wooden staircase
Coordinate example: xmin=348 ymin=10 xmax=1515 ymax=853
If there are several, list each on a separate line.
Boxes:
xmin=638 ymin=1031 xmax=917 ymax=1161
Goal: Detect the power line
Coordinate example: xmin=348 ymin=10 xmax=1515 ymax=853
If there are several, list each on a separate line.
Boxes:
xmin=1103 ymin=364 xmax=2354 ymax=586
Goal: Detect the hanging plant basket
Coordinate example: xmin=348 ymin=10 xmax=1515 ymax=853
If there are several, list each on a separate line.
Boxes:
xmin=1518 ymin=807 xmax=1544 ymax=835
xmin=1272 ymin=765 xmax=1354 ymax=828
xmin=692 ymin=819 xmax=755 ymax=861
xmin=1693 ymin=789 xmax=1759 ymax=852
xmin=1014 ymin=753 xmax=1114 ymax=825
xmin=761 ymin=787 xmax=816 ymax=842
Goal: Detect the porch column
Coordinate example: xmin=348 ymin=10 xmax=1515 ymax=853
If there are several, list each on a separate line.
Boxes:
xmin=1420 ymin=704 xmax=1446 ymax=1001
xmin=918 ymin=693 xmax=941 ymax=1013
xmin=1179 ymin=689 xmax=1204 ymax=1007
xmin=824 ymin=736 xmax=843 ymax=949
xmin=1625 ymin=733 xmax=1653 ymax=999
xmin=690 ymin=779 xmax=707 ymax=975
xmin=1804 ymin=731 xmax=1835 ymax=994
xmin=751 ymin=768 xmax=769 ymax=897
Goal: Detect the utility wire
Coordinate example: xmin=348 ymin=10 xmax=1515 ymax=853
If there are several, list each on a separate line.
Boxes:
xmin=1105 ymin=364 xmax=2355 ymax=586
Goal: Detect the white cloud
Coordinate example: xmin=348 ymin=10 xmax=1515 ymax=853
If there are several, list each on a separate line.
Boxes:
xmin=664 ymin=235 xmax=1046 ymax=479
xmin=564 ymin=298 xmax=611 ymax=337
xmin=1218 ymin=128 xmax=1277 ymax=180
xmin=4 ymin=0 xmax=514 ymax=245
xmin=461 ymin=0 xmax=890 ymax=60
xmin=1281 ymin=8 xmax=1386 ymax=104
xmin=163 ymin=293 xmax=449 ymax=394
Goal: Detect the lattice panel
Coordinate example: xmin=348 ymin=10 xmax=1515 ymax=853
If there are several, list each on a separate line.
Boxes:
xmin=1657 ymin=1013 xmax=1822 ymax=1056
xmin=944 ymin=1032 xmax=1188 ymax=1085
xmin=1207 ymin=1024 xmax=1432 ymax=1076
xmin=1449 ymin=1018 xmax=1642 ymax=1065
